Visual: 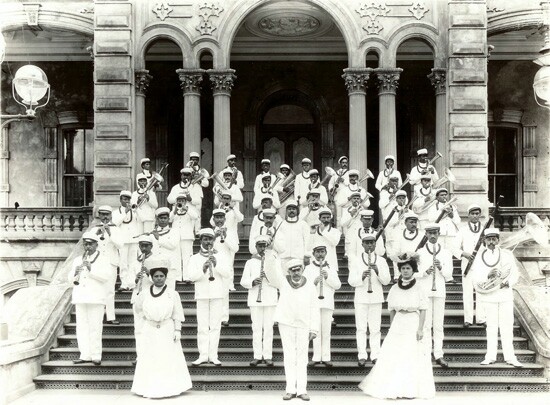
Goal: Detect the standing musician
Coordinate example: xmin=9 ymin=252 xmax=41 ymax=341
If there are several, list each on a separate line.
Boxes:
xmin=454 ymin=204 xmax=486 ymax=327
xmin=335 ymin=169 xmax=371 ymax=211
xmin=294 ymin=157 xmax=313 ymax=202
xmin=187 ymin=228 xmax=230 ymax=366
xmin=137 ymin=157 xmax=163 ymax=191
xmin=210 ymin=207 xmax=242 ymax=327
xmin=240 ymin=235 xmax=279 ymax=366
xmin=390 ymin=212 xmax=422 ymax=281
xmin=384 ymin=190 xmax=410 ymax=281
xmin=278 ymin=164 xmax=295 ymax=217
xmin=263 ymin=258 xmax=320 ymax=401
xmin=150 ymin=207 xmax=178 ymax=289
xmin=308 ymin=208 xmax=341 ymax=274
xmin=214 ymin=170 xmax=244 ymax=211
xmin=340 ymin=192 xmax=363 ymax=260
xmin=412 ymin=174 xmax=436 ymax=229
xmin=249 ymin=208 xmax=279 ymax=255
xmin=350 ymin=210 xmax=385 ymax=258
xmin=298 ymin=169 xmax=328 ymax=208
xmin=298 ymin=190 xmax=325 ymax=229
xmin=471 ymin=228 xmax=523 ymax=367
xmin=417 ymin=223 xmax=453 ymax=368
xmin=273 ymin=200 xmax=312 ymax=270
xmin=112 ymin=190 xmax=140 ymax=291
xmin=249 ymin=196 xmax=283 ymax=249
xmin=253 ymin=173 xmax=281 ymax=210
xmin=409 ymin=148 xmax=439 ymax=193
xmin=170 ymin=193 xmax=198 ymax=283
xmin=131 ymin=174 xmax=159 ymax=233
xmin=427 ymin=188 xmax=460 ymax=251
xmin=348 ymin=234 xmax=391 ymax=366
xmin=95 ymin=205 xmax=122 ymax=325
xmin=304 ymin=245 xmax=341 ymax=367
xmin=378 ymin=174 xmax=401 ymax=222
xmin=68 ymin=232 xmax=111 ymax=366
xmin=254 ymin=159 xmax=276 ymax=193
xmin=167 ymin=167 xmax=202 ymax=234
xmin=328 ymin=156 xmax=351 ymax=228
xmin=187 ymin=151 xmax=210 ymax=188
xmin=225 ymin=153 xmax=244 ymax=189
xmin=375 ymin=155 xmax=403 ymax=192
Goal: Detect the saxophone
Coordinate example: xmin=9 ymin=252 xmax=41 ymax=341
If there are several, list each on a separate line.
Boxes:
xmin=256 ymin=253 xmax=266 ymax=303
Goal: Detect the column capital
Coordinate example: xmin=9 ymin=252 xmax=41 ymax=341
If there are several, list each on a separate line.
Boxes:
xmin=428 ymin=68 xmax=447 ymax=96
xmin=177 ymin=68 xmax=205 ymax=95
xmin=342 ymin=68 xmax=373 ymax=95
xmin=375 ymin=68 xmax=403 ymax=95
xmin=207 ymin=68 xmax=237 ymax=95
xmin=135 ymin=70 xmax=153 ymax=97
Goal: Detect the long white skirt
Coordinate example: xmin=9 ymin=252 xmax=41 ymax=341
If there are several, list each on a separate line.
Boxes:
xmin=359 ymin=311 xmax=435 ymax=399
xmin=131 ymin=320 xmax=192 ymax=398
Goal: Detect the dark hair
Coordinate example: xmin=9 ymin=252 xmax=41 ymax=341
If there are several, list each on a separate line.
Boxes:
xmin=150 ymin=267 xmax=168 ymax=277
xmin=397 ymin=259 xmax=418 ymax=273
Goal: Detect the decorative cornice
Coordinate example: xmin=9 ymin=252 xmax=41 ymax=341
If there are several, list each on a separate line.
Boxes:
xmin=176 ymin=68 xmax=205 ymax=95
xmin=135 ymin=70 xmax=153 ymax=96
xmin=427 ymin=68 xmax=446 ymax=95
xmin=342 ymin=68 xmax=373 ymax=95
xmin=375 ymin=68 xmax=403 ymax=95
xmin=208 ymin=69 xmax=237 ymax=95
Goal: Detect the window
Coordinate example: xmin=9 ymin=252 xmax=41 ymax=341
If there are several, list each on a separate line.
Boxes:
xmin=61 ymin=128 xmax=94 ymax=206
xmin=488 ymin=126 xmax=521 ymax=207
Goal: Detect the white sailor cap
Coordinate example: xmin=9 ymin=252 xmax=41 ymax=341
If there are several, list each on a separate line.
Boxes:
xmin=425 ymin=223 xmax=440 ymax=231
xmin=287 ymin=258 xmax=304 ymax=270
xmin=301 ymin=158 xmax=312 ymax=164
xmin=348 ymin=169 xmax=359 ymax=176
xmin=261 ymin=159 xmax=271 ymax=165
xmin=318 ymin=207 xmax=332 ymax=217
xmin=467 ymin=204 xmax=482 ymax=213
xmin=360 ymin=209 xmax=374 ymax=217
xmin=261 ymin=173 xmax=272 ymax=180
xmin=120 ymin=190 xmax=132 ymax=198
xmin=309 ymin=169 xmax=319 ymax=176
xmin=138 ymin=234 xmax=155 ymax=244
xmin=212 ymin=208 xmax=226 ymax=216
xmin=420 ymin=174 xmax=432 ymax=181
xmin=389 ymin=174 xmax=399 ymax=180
xmin=404 ymin=212 xmax=419 ymax=221
xmin=226 ymin=154 xmax=236 ymax=161
xmin=280 ymin=164 xmax=290 ymax=170
xmin=361 ymin=234 xmax=376 ymax=241
xmin=261 ymin=195 xmax=273 ymax=201
xmin=484 ymin=228 xmax=500 ymax=237
xmin=262 ymin=208 xmax=277 ymax=216
xmin=220 ymin=191 xmax=232 ymax=198
xmin=312 ymin=245 xmax=327 ymax=251
xmin=285 ymin=199 xmax=298 ymax=207
xmin=349 ymin=191 xmax=361 ymax=198
xmin=384 ymin=155 xmax=395 ymax=162
xmin=136 ymin=173 xmax=147 ymax=181
xmin=222 ymin=169 xmax=233 ymax=176
xmin=435 ymin=188 xmax=449 ymax=195
xmin=180 ymin=167 xmax=192 ymax=174
xmin=155 ymin=207 xmax=170 ymax=216
xmin=198 ymin=228 xmax=215 ymax=238
xmin=417 ymin=148 xmax=428 ymax=156
xmin=176 ymin=192 xmax=188 ymax=200
xmin=189 ymin=152 xmax=200 ymax=159
xmin=338 ymin=156 xmax=348 ymax=164
xmin=97 ymin=205 xmax=112 ymax=213
xmin=307 ymin=190 xmax=321 ymax=196
xmin=82 ymin=231 xmax=100 ymax=243
xmin=395 ymin=190 xmax=407 ymax=197
xmin=255 ymin=235 xmax=271 ymax=245
xmin=147 ymin=257 xmax=170 ymax=270
xmin=140 ymin=158 xmax=151 ymax=165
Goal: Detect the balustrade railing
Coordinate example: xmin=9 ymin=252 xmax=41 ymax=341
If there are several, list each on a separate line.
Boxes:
xmin=489 ymin=207 xmax=550 ymax=232
xmin=0 ymin=207 xmax=93 ymax=239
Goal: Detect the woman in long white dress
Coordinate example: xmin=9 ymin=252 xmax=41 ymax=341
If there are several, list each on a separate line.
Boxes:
xmin=359 ymin=258 xmax=435 ymax=399
xmin=131 ymin=263 xmax=192 ymax=398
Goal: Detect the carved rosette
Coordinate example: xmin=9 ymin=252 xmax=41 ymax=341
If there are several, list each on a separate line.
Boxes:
xmin=135 ymin=70 xmax=153 ymax=97
xmin=427 ymin=68 xmax=447 ymax=96
xmin=177 ymin=69 xmax=205 ymax=95
xmin=208 ymin=69 xmax=237 ymax=96
xmin=375 ymin=68 xmax=403 ymax=95
xmin=342 ymin=68 xmax=373 ymax=95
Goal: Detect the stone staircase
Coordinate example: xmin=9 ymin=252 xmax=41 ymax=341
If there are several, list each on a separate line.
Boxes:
xmin=34 ymin=240 xmax=550 ymax=392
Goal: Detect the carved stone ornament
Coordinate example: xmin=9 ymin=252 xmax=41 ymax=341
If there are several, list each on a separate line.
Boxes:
xmin=342 ymin=68 xmax=372 ymax=94
xmin=208 ymin=69 xmax=237 ymax=94
xmin=135 ymin=70 xmax=153 ymax=96
xmin=196 ymin=2 xmax=224 ymax=36
xmin=153 ymin=2 xmax=173 ymax=21
xmin=427 ymin=68 xmax=446 ymax=95
xmin=409 ymin=2 xmax=429 ymax=20
xmin=23 ymin=3 xmax=40 ymax=26
xmin=376 ymin=69 xmax=403 ymax=94
xmin=356 ymin=2 xmax=430 ymax=35
xmin=177 ymin=69 xmax=205 ymax=94
xmin=356 ymin=2 xmax=389 ymax=35
xmin=258 ymin=15 xmax=320 ymax=37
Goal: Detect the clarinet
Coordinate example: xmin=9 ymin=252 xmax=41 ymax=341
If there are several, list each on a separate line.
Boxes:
xmin=207 ymin=247 xmax=215 ymax=281
xmin=318 ymin=260 xmax=325 ymax=300
xmin=136 ymin=254 xmax=148 ymax=294
xmin=74 ymin=251 xmax=89 ymax=285
xmin=367 ymin=252 xmax=373 ymax=293
xmin=431 ymin=243 xmax=437 ymax=292
xmin=256 ymin=253 xmax=266 ymax=303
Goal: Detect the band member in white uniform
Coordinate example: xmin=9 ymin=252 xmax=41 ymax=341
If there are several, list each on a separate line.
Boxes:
xmin=308 ymin=208 xmax=341 ymax=274
xmin=95 ymin=205 xmax=122 ymax=324
xmin=340 ymin=192 xmax=363 ymax=260
xmin=112 ymin=190 xmax=140 ymax=291
xmin=168 ymin=167 xmax=204 ymax=234
xmin=349 ymin=234 xmax=391 ymax=366
xmin=378 ymin=174 xmax=400 ymax=222
xmin=240 ymin=235 xmax=279 ymax=366
xmin=375 ymin=155 xmax=403 ymax=191
xmin=249 ymin=208 xmax=279 ymax=255
xmin=390 ymin=212 xmax=423 ymax=280
xmin=254 ymin=159 xmax=276 ymax=194
xmin=298 ymin=169 xmax=328 ymax=208
xmin=304 ymin=245 xmax=341 ymax=366
xmin=427 ymin=188 xmax=460 ymax=251
xmin=472 ymin=228 xmax=523 ymax=367
xmin=264 ymin=258 xmax=320 ymax=401
xmin=187 ymin=228 xmax=230 ymax=366
xmin=273 ymin=200 xmax=312 ymax=269
xmin=335 ymin=169 xmax=371 ymax=212
xmin=328 ymin=156 xmax=350 ymax=229
xmin=151 ymin=207 xmax=179 ymax=289
xmin=253 ymin=173 xmax=281 ymax=210
xmin=299 ymin=190 xmax=324 ymax=229
xmin=294 ymin=158 xmax=313 ymax=203
xmin=384 ymin=190 xmax=410 ymax=281
xmin=68 ymin=232 xmax=111 ymax=366
xmin=350 ymin=210 xmax=385 ymax=258
xmin=188 ymin=151 xmax=210 ymax=232
xmin=409 ymin=148 xmax=439 ymax=193
xmin=417 ymin=223 xmax=453 ymax=368
xmin=213 ymin=170 xmax=244 ymax=211
xmin=225 ymin=153 xmax=245 ymax=189
xmin=277 ymin=164 xmax=295 ymax=216
xmin=412 ymin=174 xmax=436 ymax=229
xmin=454 ymin=204 xmax=486 ymax=327
xmin=170 ymin=193 xmax=198 ymax=283
xmin=131 ymin=174 xmax=158 ymax=233
xmin=137 ymin=157 xmax=163 ymax=192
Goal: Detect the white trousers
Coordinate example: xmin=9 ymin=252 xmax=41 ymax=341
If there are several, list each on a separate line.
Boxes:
xmin=279 ymin=324 xmax=310 ymax=395
xmin=250 ymin=306 xmax=276 ymax=360
xmin=355 ymin=303 xmax=382 ymax=360
xmin=462 ymin=273 xmax=486 ymax=324
xmin=221 ymin=252 xmax=236 ymax=323
xmin=104 ymin=264 xmax=118 ymax=321
xmin=312 ymin=308 xmax=334 ymax=361
xmin=75 ymin=303 xmax=105 ymax=361
xmin=483 ymin=301 xmax=517 ymax=362
xmin=119 ymin=243 xmax=138 ymax=289
xmin=196 ymin=298 xmax=223 ymax=361
xmin=179 ymin=240 xmax=194 ymax=281
xmin=424 ymin=297 xmax=445 ymax=359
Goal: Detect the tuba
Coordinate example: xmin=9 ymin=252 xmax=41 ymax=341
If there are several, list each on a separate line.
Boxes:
xmin=475 ymin=263 xmax=512 ymax=294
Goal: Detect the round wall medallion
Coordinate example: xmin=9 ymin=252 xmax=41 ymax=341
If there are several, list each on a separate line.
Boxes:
xmin=258 ymin=14 xmax=321 ymax=37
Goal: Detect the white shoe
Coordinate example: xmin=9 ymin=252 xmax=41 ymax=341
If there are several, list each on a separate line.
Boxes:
xmin=507 ymin=359 xmax=524 ymax=368
xmin=480 ymin=359 xmax=495 ymax=365
xmin=192 ymin=357 xmax=208 ymax=366
xmin=210 ymin=358 xmax=222 ymax=366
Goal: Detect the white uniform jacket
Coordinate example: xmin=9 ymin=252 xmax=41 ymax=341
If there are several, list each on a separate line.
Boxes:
xmin=223 ymin=166 xmax=245 ymax=189
xmin=131 ymin=189 xmax=158 ymax=223
xmin=303 ymin=260 xmax=341 ymax=310
xmin=170 ymin=207 xmax=199 ymax=240
xmin=254 ymin=173 xmax=277 ymax=194
xmin=351 ymin=227 xmax=385 ymax=257
xmin=391 ymin=228 xmax=424 ymax=260
xmin=417 ymin=242 xmax=454 ymax=298
xmin=187 ymin=250 xmax=231 ymax=299
xmin=68 ymin=251 xmax=111 ymax=305
xmin=253 ymin=188 xmax=281 ymax=209
xmin=272 ymin=219 xmax=311 ymax=261
xmin=240 ymin=252 xmax=280 ymax=307
xmin=112 ymin=206 xmax=140 ymax=243
xmin=348 ymin=252 xmax=391 ymax=304
xmin=409 ymin=164 xmax=439 ymax=189
xmin=454 ymin=221 xmax=483 ymax=273
xmin=471 ymin=247 xmax=519 ymax=303
xmin=293 ymin=171 xmax=311 ymax=202
xmin=308 ymin=225 xmax=341 ymax=272
xmin=427 ymin=201 xmax=460 ymax=237
xmin=299 ymin=182 xmax=328 ymax=207
xmin=375 ymin=169 xmax=403 ymax=191
xmin=167 ymin=182 xmax=203 ymax=207
xmin=154 ymin=225 xmax=179 ymax=269
xmin=412 ymin=186 xmax=435 ymax=216
xmin=335 ymin=184 xmax=371 ymax=209
xmin=94 ymin=223 xmax=123 ymax=267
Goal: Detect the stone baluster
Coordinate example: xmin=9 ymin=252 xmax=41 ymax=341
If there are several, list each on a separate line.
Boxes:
xmin=135 ymin=70 xmax=153 ymax=173
xmin=177 ymin=69 xmax=205 ymax=162
xmin=428 ymin=68 xmax=447 ymax=175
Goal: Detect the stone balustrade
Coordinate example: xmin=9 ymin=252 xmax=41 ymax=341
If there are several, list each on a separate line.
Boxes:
xmin=489 ymin=207 xmax=550 ymax=232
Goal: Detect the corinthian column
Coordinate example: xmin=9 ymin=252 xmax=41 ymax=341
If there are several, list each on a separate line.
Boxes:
xmin=135 ymin=70 xmax=152 ymax=172
xmin=342 ymin=68 xmax=372 ymax=174
xmin=428 ymin=68 xmax=447 ymax=175
xmin=208 ymin=69 xmax=236 ymax=172
xmin=375 ymin=68 xmax=402 ymax=171
xmin=177 ymin=69 xmax=205 ymax=163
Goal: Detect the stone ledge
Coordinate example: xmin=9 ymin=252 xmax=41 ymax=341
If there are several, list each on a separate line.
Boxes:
xmin=514 ymin=286 xmax=550 ymax=361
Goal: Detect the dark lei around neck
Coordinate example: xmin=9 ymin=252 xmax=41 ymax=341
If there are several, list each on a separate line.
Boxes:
xmin=398 ymin=277 xmax=416 ymax=290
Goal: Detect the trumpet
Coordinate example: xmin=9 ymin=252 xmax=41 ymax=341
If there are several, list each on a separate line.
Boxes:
xmin=176 ymin=201 xmax=188 ymax=215
xmin=95 ymin=222 xmax=114 ymax=241
xmin=367 ymin=252 xmax=373 ymax=294
xmin=318 ymin=260 xmax=326 ymax=300
xmin=431 ymin=243 xmax=437 ymax=292
xmin=215 ymin=226 xmax=227 ymax=243
xmin=256 ymin=253 xmax=266 ymax=303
